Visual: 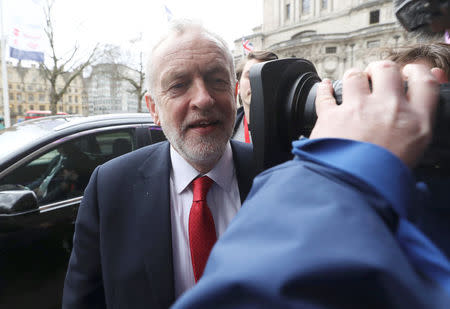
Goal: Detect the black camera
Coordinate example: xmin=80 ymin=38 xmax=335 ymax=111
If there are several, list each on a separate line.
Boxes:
xmin=250 ymin=58 xmax=450 ymax=173
xmin=395 ymin=0 xmax=450 ymax=35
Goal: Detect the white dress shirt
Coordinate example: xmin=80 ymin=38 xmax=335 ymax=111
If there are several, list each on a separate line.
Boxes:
xmin=169 ymin=142 xmax=241 ymax=298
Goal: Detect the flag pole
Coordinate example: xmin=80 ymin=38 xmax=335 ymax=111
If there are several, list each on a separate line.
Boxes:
xmin=0 ymin=0 xmax=10 ymax=127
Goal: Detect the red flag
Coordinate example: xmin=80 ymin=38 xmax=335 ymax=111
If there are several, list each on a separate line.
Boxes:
xmin=242 ymin=39 xmax=254 ymax=55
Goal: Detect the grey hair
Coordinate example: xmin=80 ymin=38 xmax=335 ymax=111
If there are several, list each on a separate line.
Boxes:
xmin=145 ymin=19 xmax=236 ymax=99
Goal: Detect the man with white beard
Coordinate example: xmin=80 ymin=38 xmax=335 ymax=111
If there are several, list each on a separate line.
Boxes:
xmin=63 ymin=20 xmax=255 ymax=309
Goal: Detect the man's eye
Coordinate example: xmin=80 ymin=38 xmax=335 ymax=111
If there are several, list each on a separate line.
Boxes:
xmin=171 ymin=82 xmax=186 ymax=89
xmin=166 ymin=82 xmax=188 ymax=96
xmin=210 ymin=77 xmax=229 ymax=88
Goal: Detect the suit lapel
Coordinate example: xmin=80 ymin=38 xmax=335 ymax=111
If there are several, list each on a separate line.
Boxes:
xmin=230 ymin=140 xmax=256 ymax=203
xmin=136 ymin=142 xmax=175 ymax=307
xmin=133 ymin=140 xmax=254 ymax=306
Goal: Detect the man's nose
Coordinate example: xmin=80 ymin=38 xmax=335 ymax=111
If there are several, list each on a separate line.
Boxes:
xmin=190 ymin=78 xmax=214 ymax=109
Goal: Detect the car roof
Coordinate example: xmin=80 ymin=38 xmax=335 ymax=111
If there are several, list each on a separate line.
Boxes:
xmin=19 ymin=113 xmax=153 ymax=130
xmin=0 ymin=113 xmax=155 ymax=166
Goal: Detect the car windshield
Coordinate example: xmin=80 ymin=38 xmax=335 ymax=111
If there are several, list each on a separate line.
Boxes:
xmin=0 ymin=117 xmax=70 ymax=162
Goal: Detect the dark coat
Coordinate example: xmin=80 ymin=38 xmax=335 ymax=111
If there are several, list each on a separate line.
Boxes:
xmin=232 ymin=106 xmax=245 ymax=139
xmin=62 ymin=140 xmax=255 ymax=309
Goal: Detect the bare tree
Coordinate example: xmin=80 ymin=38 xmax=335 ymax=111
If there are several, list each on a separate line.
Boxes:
xmin=99 ymin=44 xmax=146 ymax=113
xmin=120 ymin=52 xmax=146 ymax=113
xmin=40 ymin=0 xmax=99 ymax=114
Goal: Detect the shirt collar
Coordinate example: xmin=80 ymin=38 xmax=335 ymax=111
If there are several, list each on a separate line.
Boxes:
xmin=170 ymin=142 xmax=234 ymax=194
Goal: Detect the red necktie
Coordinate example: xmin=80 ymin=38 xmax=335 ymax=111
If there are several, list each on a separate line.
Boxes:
xmin=243 ymin=115 xmax=251 ymax=144
xmin=189 ymin=176 xmax=216 ymax=282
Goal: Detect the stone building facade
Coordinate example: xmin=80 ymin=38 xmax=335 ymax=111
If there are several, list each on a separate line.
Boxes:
xmin=84 ymin=63 xmax=141 ymax=116
xmin=234 ymin=0 xmax=426 ymax=80
xmin=0 ymin=60 xmax=145 ymax=124
xmin=0 ymin=62 xmax=84 ymax=124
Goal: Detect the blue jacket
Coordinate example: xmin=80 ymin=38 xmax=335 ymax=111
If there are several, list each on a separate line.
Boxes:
xmin=173 ymin=139 xmax=450 ymax=309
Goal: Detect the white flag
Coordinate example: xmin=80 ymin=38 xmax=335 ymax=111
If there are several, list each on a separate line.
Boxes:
xmin=8 ymin=0 xmax=45 ymax=62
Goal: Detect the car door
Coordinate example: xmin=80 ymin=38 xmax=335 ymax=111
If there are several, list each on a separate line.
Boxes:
xmin=0 ymin=124 xmax=145 ymax=309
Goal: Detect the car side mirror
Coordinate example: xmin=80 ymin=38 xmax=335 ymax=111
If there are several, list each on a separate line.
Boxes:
xmin=0 ymin=190 xmax=38 ymax=214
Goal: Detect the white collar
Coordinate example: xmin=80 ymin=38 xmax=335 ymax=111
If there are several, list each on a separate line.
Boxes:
xmin=170 ymin=142 xmax=234 ymax=194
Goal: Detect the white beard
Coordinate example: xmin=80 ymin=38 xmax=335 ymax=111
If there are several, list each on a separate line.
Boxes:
xmin=158 ymin=108 xmax=233 ymax=169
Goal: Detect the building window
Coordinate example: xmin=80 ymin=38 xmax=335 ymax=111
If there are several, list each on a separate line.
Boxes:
xmin=18 ymin=105 xmax=23 ymax=114
xmin=69 ymin=106 xmax=73 ymax=113
xmin=39 ymin=105 xmax=45 ymax=111
xmin=75 ymin=106 xmax=79 ymax=113
xmin=39 ymin=94 xmax=45 ymax=101
xmin=9 ymin=93 xmax=14 ymax=100
xmin=370 ymin=10 xmax=380 ymax=24
xmin=367 ymin=40 xmax=380 ymax=48
xmin=285 ymin=3 xmax=291 ymax=20
xmin=302 ymin=0 xmax=310 ymax=14
xmin=321 ymin=0 xmax=328 ymax=10
xmin=28 ymin=94 xmax=34 ymax=101
xmin=59 ymin=106 xmax=63 ymax=112
xmin=69 ymin=96 xmax=72 ymax=103
xmin=75 ymin=96 xmax=79 ymax=103
xmin=29 ymin=105 xmax=34 ymax=110
xmin=28 ymin=85 xmax=33 ymax=91
xmin=16 ymin=94 xmax=21 ymax=101
xmin=325 ymin=46 xmax=337 ymax=54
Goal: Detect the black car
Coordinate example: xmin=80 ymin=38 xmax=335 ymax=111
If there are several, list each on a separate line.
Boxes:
xmin=0 ymin=113 xmax=165 ymax=309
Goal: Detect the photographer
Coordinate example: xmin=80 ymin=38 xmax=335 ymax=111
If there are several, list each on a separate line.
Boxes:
xmin=387 ymin=42 xmax=450 ymax=259
xmin=172 ymin=61 xmax=450 ymax=308
xmin=387 ymin=42 xmax=449 ymax=83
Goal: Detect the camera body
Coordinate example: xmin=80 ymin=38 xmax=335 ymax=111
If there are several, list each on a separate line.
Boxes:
xmin=395 ymin=0 xmax=450 ymax=35
xmin=250 ymin=58 xmax=319 ymax=172
xmin=250 ymin=58 xmax=450 ymax=173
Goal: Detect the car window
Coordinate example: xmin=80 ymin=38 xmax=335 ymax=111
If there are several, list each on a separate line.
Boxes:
xmin=0 ymin=129 xmax=136 ymax=206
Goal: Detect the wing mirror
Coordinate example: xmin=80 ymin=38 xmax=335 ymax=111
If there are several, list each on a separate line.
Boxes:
xmin=0 ymin=189 xmax=38 ymax=215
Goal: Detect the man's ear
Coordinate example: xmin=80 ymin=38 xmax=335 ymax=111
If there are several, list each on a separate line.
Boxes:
xmin=145 ymin=93 xmax=161 ymax=125
xmin=431 ymin=67 xmax=449 ymax=84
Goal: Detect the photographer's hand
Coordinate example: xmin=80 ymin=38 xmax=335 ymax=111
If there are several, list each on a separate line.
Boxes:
xmin=310 ymin=60 xmax=439 ymax=168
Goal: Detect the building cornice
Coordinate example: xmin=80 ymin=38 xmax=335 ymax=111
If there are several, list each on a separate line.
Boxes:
xmin=267 ymin=22 xmax=402 ymax=51
xmin=254 ymin=0 xmax=395 ymax=42
xmin=350 ymin=0 xmax=392 ymax=12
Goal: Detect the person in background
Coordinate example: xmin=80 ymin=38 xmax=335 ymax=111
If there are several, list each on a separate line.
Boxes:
xmin=63 ymin=20 xmax=255 ymax=308
xmin=388 ymin=41 xmax=450 ymax=258
xmin=27 ymin=143 xmax=90 ymax=204
xmin=387 ymin=42 xmax=449 ymax=82
xmin=232 ymin=50 xmax=278 ymax=143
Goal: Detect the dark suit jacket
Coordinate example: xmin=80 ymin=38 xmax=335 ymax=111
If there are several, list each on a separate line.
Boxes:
xmin=232 ymin=106 xmax=245 ymax=139
xmin=62 ymin=140 xmax=255 ymax=309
